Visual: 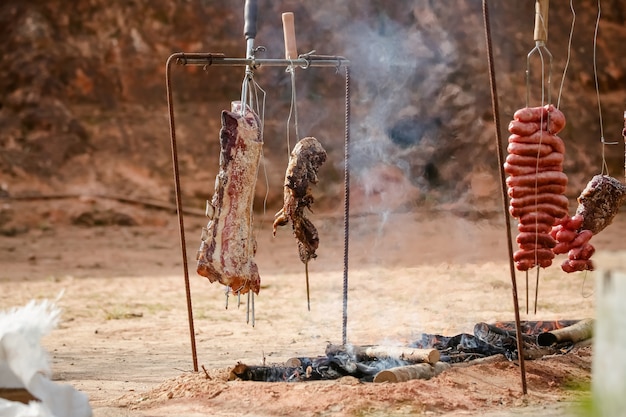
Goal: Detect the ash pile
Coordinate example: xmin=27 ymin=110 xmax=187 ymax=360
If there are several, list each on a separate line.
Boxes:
xmin=230 ymin=319 xmax=592 ymax=383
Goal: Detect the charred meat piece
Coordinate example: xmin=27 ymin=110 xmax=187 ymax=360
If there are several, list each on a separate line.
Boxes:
xmin=273 ymin=137 xmax=327 ymax=263
xmin=196 ymin=102 xmax=263 ymax=295
xmin=575 ymin=175 xmax=626 ymax=234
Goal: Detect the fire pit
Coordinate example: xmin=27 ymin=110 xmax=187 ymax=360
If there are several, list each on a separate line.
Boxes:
xmin=228 ymin=319 xmax=593 ymax=383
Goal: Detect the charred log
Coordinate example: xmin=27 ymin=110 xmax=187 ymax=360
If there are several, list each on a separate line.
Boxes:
xmin=537 ymin=318 xmax=594 ymax=346
xmin=373 ymin=362 xmax=450 ymax=383
xmin=325 ymin=344 xmax=439 ymax=365
xmin=229 ymin=363 xmax=302 ymax=382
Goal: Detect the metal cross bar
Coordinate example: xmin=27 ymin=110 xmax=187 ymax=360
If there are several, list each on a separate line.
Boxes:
xmin=172 ymin=52 xmax=350 ymax=70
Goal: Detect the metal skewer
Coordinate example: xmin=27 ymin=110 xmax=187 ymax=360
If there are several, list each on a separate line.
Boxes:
xmin=525 ymin=0 xmax=552 ymax=315
xmin=241 ymin=0 xmax=261 ymax=326
xmin=526 ymin=0 xmax=553 ymax=109
xmin=282 ymin=12 xmax=312 ymax=312
xmin=305 ymin=261 xmax=311 ymax=311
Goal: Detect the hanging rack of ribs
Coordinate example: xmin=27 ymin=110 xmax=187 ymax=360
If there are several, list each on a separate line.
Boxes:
xmin=196 ymin=102 xmax=263 ymax=295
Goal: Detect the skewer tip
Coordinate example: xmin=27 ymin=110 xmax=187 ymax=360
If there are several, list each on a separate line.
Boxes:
xmin=305 ymin=261 xmax=311 ymax=311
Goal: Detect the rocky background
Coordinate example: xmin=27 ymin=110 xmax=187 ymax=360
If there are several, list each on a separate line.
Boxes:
xmin=1 ymin=0 xmax=625 ymax=230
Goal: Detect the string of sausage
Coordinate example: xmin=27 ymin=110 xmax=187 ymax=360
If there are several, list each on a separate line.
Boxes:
xmin=505 ymin=105 xmax=595 ymax=273
xmin=550 ymin=214 xmax=595 ymax=272
xmin=505 ymin=105 xmax=568 ymax=271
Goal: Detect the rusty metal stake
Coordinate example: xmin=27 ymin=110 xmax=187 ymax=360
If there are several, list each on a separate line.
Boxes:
xmin=482 ymin=0 xmax=528 ymax=395
xmin=166 ymin=52 xmax=199 ymax=373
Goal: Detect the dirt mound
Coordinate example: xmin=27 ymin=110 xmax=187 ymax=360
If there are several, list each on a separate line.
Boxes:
xmin=119 ymin=349 xmax=591 ymax=416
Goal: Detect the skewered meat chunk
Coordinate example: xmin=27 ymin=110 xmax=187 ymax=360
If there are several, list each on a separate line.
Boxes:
xmin=575 ymin=174 xmax=626 ymax=234
xmin=196 ymin=102 xmax=263 ymax=295
xmin=273 ymin=137 xmax=327 ymax=263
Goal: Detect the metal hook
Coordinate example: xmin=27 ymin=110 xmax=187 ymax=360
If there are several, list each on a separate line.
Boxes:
xmin=298 ymin=50 xmax=316 ymax=69
xmin=601 ymin=136 xmax=619 ymax=145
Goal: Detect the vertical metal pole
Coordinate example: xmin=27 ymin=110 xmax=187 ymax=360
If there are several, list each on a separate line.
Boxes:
xmin=622 ymin=110 xmax=626 ymax=181
xmin=482 ymin=0 xmax=527 ymax=394
xmin=166 ymin=53 xmax=199 ymax=372
xmin=342 ymin=66 xmax=351 ymax=346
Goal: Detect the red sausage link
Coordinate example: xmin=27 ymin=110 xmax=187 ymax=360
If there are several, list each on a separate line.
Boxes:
xmin=570 ymin=229 xmax=593 ymax=247
xmin=506 ymin=151 xmax=564 ymax=167
xmin=510 ymin=193 xmax=569 ymax=209
xmin=508 ymin=184 xmax=567 ymax=199
xmin=538 ymin=257 xmax=553 ymax=268
xmin=550 ymin=224 xmax=564 ymax=239
xmin=553 ymin=241 xmax=571 ymax=254
xmin=504 ymin=163 xmax=563 ymax=176
xmin=547 ymin=107 xmax=566 ymax=134
xmin=506 ymin=171 xmax=568 ymax=188
xmin=516 ymin=232 xmax=557 ymax=248
xmin=507 ymin=142 xmax=554 ymax=158
xmin=509 ymin=203 xmax=568 ymax=219
xmin=513 ymin=105 xmax=566 ymax=134
xmin=518 ymin=222 xmax=553 ymax=234
xmin=564 ymin=214 xmax=584 ymax=231
xmin=514 ymin=106 xmax=549 ymax=123
xmin=509 ymin=132 xmax=565 ymax=154
xmin=568 ymin=243 xmax=595 ymax=260
xmin=520 ymin=211 xmax=558 ymax=226
xmin=516 ymin=259 xmax=535 ymax=271
xmin=508 ymin=120 xmax=537 ymax=136
xmin=516 ymin=258 xmax=553 ymax=270
xmin=561 ymin=259 xmax=593 ymax=273
xmin=555 ymin=228 xmax=577 ymax=243
xmin=514 ymin=248 xmax=555 ymax=262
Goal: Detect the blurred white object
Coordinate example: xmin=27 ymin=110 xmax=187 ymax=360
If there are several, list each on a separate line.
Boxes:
xmin=593 ymin=268 xmax=626 ymax=417
xmin=0 ymin=299 xmax=92 ymax=417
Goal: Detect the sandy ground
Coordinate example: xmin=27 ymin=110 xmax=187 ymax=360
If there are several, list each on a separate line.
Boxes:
xmin=2 ymin=202 xmax=625 ymax=416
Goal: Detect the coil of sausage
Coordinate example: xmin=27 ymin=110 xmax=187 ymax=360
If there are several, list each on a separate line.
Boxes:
xmin=505 ymin=105 xmax=568 ymax=271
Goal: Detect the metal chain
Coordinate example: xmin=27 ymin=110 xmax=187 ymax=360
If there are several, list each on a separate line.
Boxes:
xmin=342 ymin=66 xmax=351 ymax=346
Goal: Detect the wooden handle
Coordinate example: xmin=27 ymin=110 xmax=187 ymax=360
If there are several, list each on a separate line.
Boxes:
xmin=244 ymin=0 xmax=258 ymax=41
xmin=282 ymin=12 xmax=298 ymax=60
xmin=533 ymin=0 xmax=549 ymax=43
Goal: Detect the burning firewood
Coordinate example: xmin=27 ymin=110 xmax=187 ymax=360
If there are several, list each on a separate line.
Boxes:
xmin=229 ymin=363 xmax=303 ymax=382
xmin=325 ymin=344 xmax=440 ymax=365
xmin=273 ymin=137 xmax=327 ymax=310
xmin=373 ymin=362 xmax=450 ymax=383
xmin=537 ymin=318 xmax=594 ymax=347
